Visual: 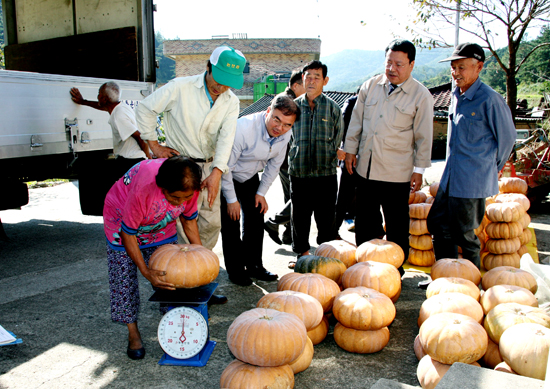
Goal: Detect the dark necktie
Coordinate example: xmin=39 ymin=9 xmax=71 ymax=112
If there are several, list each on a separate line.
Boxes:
xmin=389 ymin=84 xmax=397 ymax=95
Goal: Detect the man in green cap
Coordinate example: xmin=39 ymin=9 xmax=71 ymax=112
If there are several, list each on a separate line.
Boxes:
xmin=136 ymin=45 xmax=246 ymax=304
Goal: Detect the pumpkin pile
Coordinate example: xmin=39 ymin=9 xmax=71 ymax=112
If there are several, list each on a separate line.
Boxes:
xmin=408 ymin=203 xmax=435 ymax=267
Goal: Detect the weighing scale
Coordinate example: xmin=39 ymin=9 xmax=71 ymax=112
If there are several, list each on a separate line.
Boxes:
xmin=149 ymin=282 xmax=218 ymax=366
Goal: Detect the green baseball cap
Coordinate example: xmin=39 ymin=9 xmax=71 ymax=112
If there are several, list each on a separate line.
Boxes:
xmin=210 ymin=45 xmax=246 ymax=89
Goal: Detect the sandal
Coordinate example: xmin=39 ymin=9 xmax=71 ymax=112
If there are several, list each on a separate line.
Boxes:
xmin=288 ymin=261 xmax=296 ymax=269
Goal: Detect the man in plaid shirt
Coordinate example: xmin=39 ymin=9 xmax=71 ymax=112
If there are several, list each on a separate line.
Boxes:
xmin=287 ymin=60 xmax=344 ymax=268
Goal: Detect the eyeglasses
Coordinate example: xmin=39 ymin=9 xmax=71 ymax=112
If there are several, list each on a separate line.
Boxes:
xmin=385 ymin=62 xmax=407 ymax=70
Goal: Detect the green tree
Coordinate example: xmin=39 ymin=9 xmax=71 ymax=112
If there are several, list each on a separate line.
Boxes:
xmin=405 ymin=0 xmax=550 ymax=118
xmin=155 ymin=31 xmax=175 ymax=85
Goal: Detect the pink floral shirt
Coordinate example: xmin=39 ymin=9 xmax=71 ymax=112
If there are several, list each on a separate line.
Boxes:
xmin=103 ymin=159 xmax=199 ymax=251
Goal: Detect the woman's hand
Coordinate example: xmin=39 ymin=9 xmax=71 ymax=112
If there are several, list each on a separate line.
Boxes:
xmin=142 ymin=267 xmax=176 ymax=290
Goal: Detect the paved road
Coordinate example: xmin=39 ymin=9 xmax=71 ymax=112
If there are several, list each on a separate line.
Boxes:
xmin=0 ymin=162 xmax=549 ymax=388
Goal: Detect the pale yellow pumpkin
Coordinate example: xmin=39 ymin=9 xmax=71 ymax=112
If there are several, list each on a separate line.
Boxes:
xmin=256 ymin=290 xmax=323 ymax=331
xmin=431 ymin=258 xmax=482 ymax=286
xmin=355 ymin=239 xmax=404 ymax=268
xmin=332 ymin=286 xmax=396 ymax=330
xmin=410 ymin=218 xmax=429 ymax=235
xmin=419 ymin=312 xmax=488 ymax=364
xmin=485 ymin=202 xmax=525 ymax=223
xmin=498 ymin=177 xmax=528 ymax=195
xmin=408 ymin=248 xmax=436 ymax=267
xmin=499 ymin=323 xmax=550 ymax=380
xmin=485 ymin=237 xmax=521 ymax=255
xmin=484 ymin=302 xmax=550 ymax=344
xmin=495 ymin=193 xmax=530 ymax=212
xmin=333 ymin=323 xmax=390 ymax=354
xmin=480 ymin=284 xmax=538 ymax=315
xmin=341 ymin=261 xmax=401 ymax=301
xmin=485 ymin=221 xmax=522 ymax=239
xmin=418 ymin=292 xmax=483 ymax=327
xmin=426 ymin=277 xmax=480 ymax=301
xmin=409 ymin=234 xmax=433 ymax=250
xmin=314 ymin=240 xmax=357 ymax=268
xmin=220 ymin=360 xmax=294 ymax=389
xmin=481 ymin=266 xmax=538 ymax=294
xmin=409 ymin=203 xmax=432 ymax=219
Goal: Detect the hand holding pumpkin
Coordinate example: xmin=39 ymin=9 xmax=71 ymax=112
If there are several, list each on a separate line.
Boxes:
xmin=142 ymin=267 xmax=176 ymax=290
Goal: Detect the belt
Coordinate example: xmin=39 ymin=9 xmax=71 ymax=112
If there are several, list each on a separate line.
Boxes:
xmin=190 ymin=157 xmax=214 ymax=163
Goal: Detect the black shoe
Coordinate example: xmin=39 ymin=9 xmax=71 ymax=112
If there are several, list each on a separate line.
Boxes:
xmin=418 ymin=280 xmax=431 ymax=289
xmin=264 ymin=221 xmax=282 ymax=245
xmin=229 ymin=274 xmax=253 ymax=286
xmin=282 ymin=229 xmax=292 ymax=245
xmin=208 ymin=294 xmax=228 ymax=305
xmin=249 ymin=267 xmax=278 ymax=282
xmin=127 ymin=343 xmax=146 ymax=360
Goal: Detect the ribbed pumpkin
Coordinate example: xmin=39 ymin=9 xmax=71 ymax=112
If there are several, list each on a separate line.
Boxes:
xmin=519 ymin=227 xmax=532 ymax=246
xmin=409 ymin=234 xmax=433 ymax=250
xmin=429 ymin=182 xmax=439 ymax=197
xmin=517 ymin=245 xmax=529 ymax=257
xmin=482 ymin=266 xmax=538 ymax=294
xmin=482 ymin=337 xmax=503 ymax=369
xmin=480 ymin=284 xmax=538 ymax=315
xmin=495 ymin=193 xmax=530 ymax=212
xmin=431 ymin=258 xmax=482 ymax=286
xmin=294 ymin=255 xmax=347 ymax=284
xmin=220 ymin=360 xmax=295 ymax=389
xmin=333 ymin=323 xmax=390 ymax=354
xmin=426 ymin=196 xmax=435 ymax=204
xmin=356 ymin=239 xmax=404 ymax=268
xmin=417 ymin=355 xmax=481 ymax=389
xmin=148 ymin=244 xmax=219 ymax=288
xmin=485 ymin=221 xmax=522 ymax=239
xmin=474 ymin=215 xmax=491 ymax=236
xmin=482 ymin=252 xmax=521 ymax=271
xmin=256 ymin=291 xmax=323 ymax=331
xmin=414 ymin=334 xmax=427 ymax=361
xmin=314 ymin=240 xmax=357 ymax=268
xmin=484 ymin=302 xmax=550 ymax=344
xmin=485 ymin=202 xmax=525 ymax=223
xmin=499 ymin=323 xmax=550 ymax=380
xmin=494 ymin=361 xmax=518 ymax=374
xmin=332 ymin=286 xmax=396 ymax=330
xmin=226 ymin=308 xmax=307 ymax=367
xmin=277 ymin=273 xmax=341 ymax=312
xmin=417 ymin=292 xmax=483 ymax=327
xmin=410 ymin=219 xmax=429 ymax=235
xmin=409 ymin=203 xmax=432 ymax=219
xmin=408 ymin=248 xmax=435 ymax=267
xmin=485 ymin=237 xmax=521 ymax=255
xmin=409 ymin=191 xmax=427 ymax=204
xmin=419 ymin=312 xmax=488 ymax=364
xmin=307 ymin=315 xmax=329 ymax=345
xmin=518 ymin=212 xmax=531 ymax=229
xmin=498 ymin=177 xmax=528 ymax=195
xmin=341 ymin=261 xmax=401 ymax=301
xmin=426 ymin=277 xmax=480 ymax=301
xmin=289 ymin=337 xmax=314 ymax=374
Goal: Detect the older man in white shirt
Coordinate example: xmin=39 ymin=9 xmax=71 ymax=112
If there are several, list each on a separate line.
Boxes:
xmin=221 ymin=94 xmax=300 ymax=286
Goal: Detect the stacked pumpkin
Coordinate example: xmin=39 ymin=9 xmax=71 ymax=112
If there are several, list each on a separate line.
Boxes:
xmin=408 ymin=203 xmax=435 ymax=267
xmin=482 ymin=178 xmax=529 ymax=270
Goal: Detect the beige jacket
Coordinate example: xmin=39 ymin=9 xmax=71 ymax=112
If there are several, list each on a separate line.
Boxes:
xmin=136 ymin=73 xmax=239 ymax=174
xmin=344 ymin=74 xmax=433 ymax=182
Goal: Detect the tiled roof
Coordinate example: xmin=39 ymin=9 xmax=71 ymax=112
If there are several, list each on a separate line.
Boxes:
xmin=239 ymin=91 xmax=356 ymax=118
xmin=429 ymin=82 xmax=452 ymax=111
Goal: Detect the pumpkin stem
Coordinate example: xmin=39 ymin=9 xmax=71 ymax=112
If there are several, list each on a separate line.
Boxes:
xmin=180 ymin=247 xmax=190 ymax=252
xmin=259 ymin=315 xmax=273 ymax=321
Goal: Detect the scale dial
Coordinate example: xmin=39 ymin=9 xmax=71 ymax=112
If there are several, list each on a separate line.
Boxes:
xmin=158 ymin=306 xmax=208 ymax=359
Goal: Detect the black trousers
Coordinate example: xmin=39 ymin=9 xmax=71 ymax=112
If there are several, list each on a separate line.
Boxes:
xmin=355 ymin=176 xmax=409 ymax=259
xmin=290 ymin=175 xmax=337 ymax=254
xmin=220 ymin=174 xmax=265 ymax=276
xmin=334 ymin=166 xmax=357 ymax=235
xmin=427 ymin=186 xmax=486 ymax=268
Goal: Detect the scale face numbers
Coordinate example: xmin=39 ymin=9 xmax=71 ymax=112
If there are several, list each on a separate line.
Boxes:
xmin=157 ymin=306 xmax=208 ymax=359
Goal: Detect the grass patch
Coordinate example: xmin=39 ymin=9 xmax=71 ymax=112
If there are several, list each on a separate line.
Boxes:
xmin=26 ymin=179 xmax=69 ymax=189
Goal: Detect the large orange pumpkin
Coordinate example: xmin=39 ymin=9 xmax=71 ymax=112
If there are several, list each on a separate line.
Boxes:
xmin=430 ymin=258 xmax=481 ymax=286
xmin=307 ymin=315 xmax=329 ymax=345
xmin=485 ymin=221 xmax=522 ymax=239
xmin=408 ymin=248 xmax=436 ymax=267
xmin=294 ymin=255 xmax=347 ymax=284
xmin=333 ymin=323 xmax=390 ymax=354
xmin=409 ymin=203 xmax=432 ymax=219
xmin=410 ymin=219 xmax=429 ymax=235
xmin=484 ymin=302 xmax=550 ymax=344
xmin=409 ymin=191 xmax=428 ymax=204
xmin=499 ymin=323 xmax=550 ymax=380
xmin=426 ymin=277 xmax=480 ymax=301
xmin=256 ymin=291 xmax=323 ymax=331
xmin=277 ymin=273 xmax=341 ymax=312
xmin=409 ymin=234 xmax=433 ymax=251
xmin=418 ymin=292 xmax=483 ymax=327
xmin=485 ymin=237 xmax=521 ymax=255
xmin=289 ymin=337 xmax=314 ymax=374
xmin=148 ymin=244 xmax=219 ymax=288
xmin=220 ymin=360 xmax=294 ymax=389
xmin=417 ymin=355 xmax=480 ymax=389
xmin=429 ymin=182 xmax=439 ymax=197
xmin=481 ymin=266 xmax=538 ymax=294
xmin=480 ymin=284 xmax=538 ymax=315
xmin=341 ymin=261 xmax=401 ymax=301
xmin=419 ymin=312 xmax=488 ymax=364
xmin=356 ymin=239 xmax=404 ymax=268
xmin=227 ymin=308 xmax=307 ymax=367
xmin=332 ymin=286 xmax=396 ymax=330
xmin=314 ymin=240 xmax=357 ymax=268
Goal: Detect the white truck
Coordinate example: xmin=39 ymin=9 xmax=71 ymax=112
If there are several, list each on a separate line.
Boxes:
xmin=0 ymin=0 xmax=156 ymax=215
